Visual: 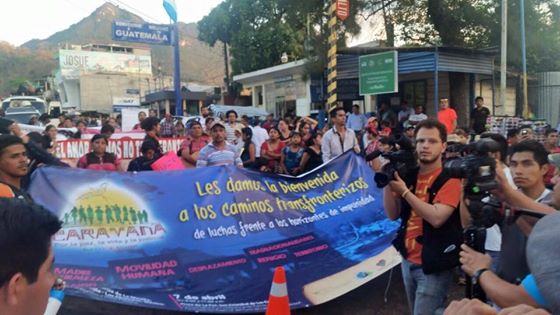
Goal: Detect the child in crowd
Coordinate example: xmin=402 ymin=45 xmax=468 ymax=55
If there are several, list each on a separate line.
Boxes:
xmin=280 ymin=132 xmax=305 ymax=175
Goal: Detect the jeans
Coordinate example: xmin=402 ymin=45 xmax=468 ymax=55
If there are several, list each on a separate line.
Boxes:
xmin=401 ymin=259 xmax=453 ymax=315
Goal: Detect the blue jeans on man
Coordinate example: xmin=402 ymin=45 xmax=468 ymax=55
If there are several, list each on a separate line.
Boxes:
xmin=401 ymin=259 xmax=453 ymax=315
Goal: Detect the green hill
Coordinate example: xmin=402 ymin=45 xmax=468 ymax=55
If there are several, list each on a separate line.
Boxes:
xmin=0 ymin=2 xmax=224 ymax=97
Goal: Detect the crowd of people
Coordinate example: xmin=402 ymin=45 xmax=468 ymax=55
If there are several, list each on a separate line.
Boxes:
xmin=0 ymin=97 xmax=559 ymax=315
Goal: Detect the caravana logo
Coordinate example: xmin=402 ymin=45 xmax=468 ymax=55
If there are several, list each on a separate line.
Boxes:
xmin=54 ymin=182 xmax=166 ymax=249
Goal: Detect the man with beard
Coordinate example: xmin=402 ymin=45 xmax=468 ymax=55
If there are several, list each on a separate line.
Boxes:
xmin=384 ymin=119 xmax=462 ymax=315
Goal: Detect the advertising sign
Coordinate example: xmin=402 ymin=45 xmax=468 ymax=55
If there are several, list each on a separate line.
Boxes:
xmin=359 ymin=51 xmax=399 ymax=95
xmin=29 ymin=152 xmax=400 ymax=313
xmin=112 ymin=21 xmax=171 ymax=46
xmin=59 ymin=49 xmax=152 ymax=79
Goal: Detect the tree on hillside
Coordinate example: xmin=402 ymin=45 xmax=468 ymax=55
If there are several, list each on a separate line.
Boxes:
xmin=0 ymin=43 xmax=56 ymax=97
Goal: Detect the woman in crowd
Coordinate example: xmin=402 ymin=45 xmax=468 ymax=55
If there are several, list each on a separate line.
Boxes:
xmin=299 ymin=121 xmax=314 ymax=145
xmin=179 ymin=121 xmax=208 ymax=168
xmin=278 ymin=119 xmax=292 ymax=144
xmin=363 ymin=117 xmax=379 ymax=150
xmin=280 ymin=132 xmax=305 ymax=175
xmin=133 ymin=111 xmax=147 ymax=130
xmin=43 ymin=125 xmax=58 ymax=154
xmin=77 ymin=134 xmax=121 ymax=171
xmin=175 ymin=120 xmax=186 ymax=137
xmin=204 ymin=117 xmax=214 ymax=136
xmin=299 ymin=132 xmax=323 ymax=173
xmin=74 ymin=120 xmax=88 ymax=139
xmin=240 ymin=127 xmax=256 ymax=169
xmin=260 ymin=127 xmax=285 ymax=173
xmin=371 ymin=136 xmax=394 ymax=172
xmin=127 ymin=141 xmax=157 ymax=172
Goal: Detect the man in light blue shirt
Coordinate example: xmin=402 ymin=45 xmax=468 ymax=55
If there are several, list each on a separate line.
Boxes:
xmin=346 ymin=104 xmax=367 ymax=133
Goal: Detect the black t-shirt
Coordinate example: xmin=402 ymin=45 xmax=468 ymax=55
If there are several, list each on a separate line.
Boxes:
xmin=497 ymin=191 xmax=550 ymax=284
xmin=127 ymin=156 xmax=154 ymax=172
xmin=303 ymin=147 xmax=323 ymax=173
xmin=470 ymin=107 xmax=490 ymax=134
xmin=497 ymin=223 xmax=530 ymax=284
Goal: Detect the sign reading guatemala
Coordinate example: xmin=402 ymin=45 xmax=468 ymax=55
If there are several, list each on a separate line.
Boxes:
xmin=112 ymin=21 xmax=171 ymax=46
xmin=29 ymin=151 xmax=401 ymax=313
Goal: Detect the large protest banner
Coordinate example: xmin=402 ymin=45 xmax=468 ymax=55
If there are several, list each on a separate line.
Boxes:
xmin=29 ymin=151 xmax=401 ymax=313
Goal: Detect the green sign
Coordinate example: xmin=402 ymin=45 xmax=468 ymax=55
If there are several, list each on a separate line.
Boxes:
xmin=359 ymin=51 xmax=398 ymax=95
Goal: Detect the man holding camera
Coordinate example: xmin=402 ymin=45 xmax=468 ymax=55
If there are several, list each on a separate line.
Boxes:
xmin=384 ymin=119 xmax=462 ymax=315
xmin=455 ymin=140 xmax=555 ymax=310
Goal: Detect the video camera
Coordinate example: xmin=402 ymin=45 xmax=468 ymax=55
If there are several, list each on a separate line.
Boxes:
xmin=365 ymin=134 xmax=417 ymax=188
xmin=444 ymin=138 xmax=503 ymax=301
xmin=445 ymin=138 xmax=500 ymax=200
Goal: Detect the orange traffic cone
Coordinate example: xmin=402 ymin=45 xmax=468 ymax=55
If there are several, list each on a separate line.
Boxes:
xmin=265 ymin=266 xmax=290 ymax=315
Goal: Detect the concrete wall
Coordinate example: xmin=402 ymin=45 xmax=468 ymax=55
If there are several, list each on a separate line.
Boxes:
xmin=79 ymin=73 xmax=152 ymax=113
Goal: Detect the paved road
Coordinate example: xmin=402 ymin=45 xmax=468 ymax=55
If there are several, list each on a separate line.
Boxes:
xmin=59 ymin=266 xmax=465 ymax=315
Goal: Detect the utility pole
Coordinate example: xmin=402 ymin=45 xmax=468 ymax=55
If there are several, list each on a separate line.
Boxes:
xmin=500 ymin=0 xmax=508 ymax=115
xmin=520 ymin=0 xmax=529 ymax=118
xmin=327 ymin=0 xmax=338 ymax=112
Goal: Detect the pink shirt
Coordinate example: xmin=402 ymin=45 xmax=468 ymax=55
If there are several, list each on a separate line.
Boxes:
xmin=77 ymin=152 xmax=120 ymax=171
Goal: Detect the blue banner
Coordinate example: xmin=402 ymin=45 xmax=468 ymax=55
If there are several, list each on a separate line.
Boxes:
xmin=29 ymin=151 xmax=400 ymax=313
xmin=112 ymin=21 xmax=171 ymax=46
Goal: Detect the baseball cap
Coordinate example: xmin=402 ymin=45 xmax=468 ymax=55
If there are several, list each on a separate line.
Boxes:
xmin=526 ymin=211 xmax=560 ymax=313
xmin=210 ymin=121 xmax=226 ymax=130
xmin=548 ymin=153 xmax=560 ymax=169
xmin=447 ymin=134 xmax=461 ymax=144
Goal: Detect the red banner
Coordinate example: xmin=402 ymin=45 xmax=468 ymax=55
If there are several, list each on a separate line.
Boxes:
xmin=56 ymin=138 xmax=186 ymax=161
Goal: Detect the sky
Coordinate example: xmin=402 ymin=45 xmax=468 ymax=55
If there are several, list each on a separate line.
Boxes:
xmin=0 ymin=0 xmax=224 ymax=47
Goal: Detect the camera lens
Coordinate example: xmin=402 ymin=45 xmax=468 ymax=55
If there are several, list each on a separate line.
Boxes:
xmin=443 ymin=159 xmax=465 ymax=178
xmin=374 ymin=172 xmax=391 ymax=188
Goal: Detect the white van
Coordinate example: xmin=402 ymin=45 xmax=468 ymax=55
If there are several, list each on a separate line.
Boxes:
xmin=1 ymin=96 xmax=47 ymax=114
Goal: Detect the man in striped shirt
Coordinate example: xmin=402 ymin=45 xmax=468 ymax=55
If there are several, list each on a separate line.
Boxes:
xmin=197 ymin=121 xmax=243 ymax=168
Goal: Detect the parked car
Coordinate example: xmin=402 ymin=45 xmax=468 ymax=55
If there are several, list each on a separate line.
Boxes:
xmin=5 ymin=107 xmax=42 ymax=125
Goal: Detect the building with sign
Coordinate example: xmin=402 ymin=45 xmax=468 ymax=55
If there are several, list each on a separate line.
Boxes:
xmin=55 ymin=44 xmax=153 ymax=113
xmin=232 ymin=59 xmax=317 ymax=118
xmin=234 ymin=47 xmax=522 ymax=128
xmin=340 ymin=46 xmax=522 ymax=127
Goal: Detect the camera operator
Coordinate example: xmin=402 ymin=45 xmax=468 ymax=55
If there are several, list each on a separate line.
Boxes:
xmin=457 ymin=141 xmax=556 ymax=307
xmin=384 ymin=119 xmax=462 ymax=315
xmin=459 ymin=133 xmax=514 ymax=271
xmin=447 ymin=211 xmax=560 ymax=314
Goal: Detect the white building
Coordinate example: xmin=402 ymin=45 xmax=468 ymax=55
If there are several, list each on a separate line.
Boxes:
xmin=55 ymin=44 xmax=153 ymax=113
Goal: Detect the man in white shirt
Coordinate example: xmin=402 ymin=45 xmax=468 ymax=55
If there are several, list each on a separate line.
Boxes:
xmin=251 ymin=118 xmax=269 ymax=158
xmin=397 ymin=102 xmax=414 ymax=129
xmin=224 ymin=110 xmax=243 ymax=145
xmin=322 ymin=107 xmax=360 ymax=161
xmin=408 ymin=105 xmax=428 ymax=126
